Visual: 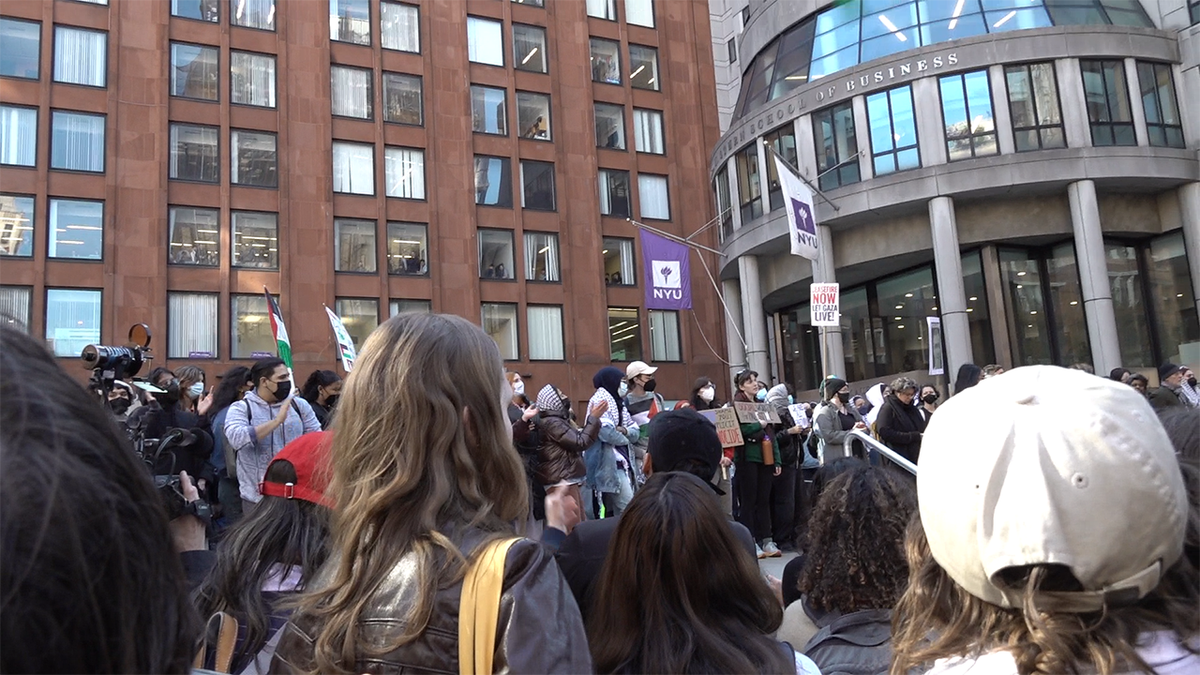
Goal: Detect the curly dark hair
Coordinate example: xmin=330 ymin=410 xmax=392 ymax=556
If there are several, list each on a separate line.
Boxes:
xmin=797 ymin=464 xmax=916 ymax=614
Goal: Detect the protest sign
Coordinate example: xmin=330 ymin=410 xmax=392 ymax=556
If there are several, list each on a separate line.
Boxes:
xmin=734 ymin=402 xmax=781 ymax=425
xmin=713 ymin=408 xmax=744 ymax=448
xmin=787 ymin=404 xmax=811 ymax=429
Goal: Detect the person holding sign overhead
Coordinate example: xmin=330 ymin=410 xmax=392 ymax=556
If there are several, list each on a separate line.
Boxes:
xmin=732 ymin=369 xmax=783 ymax=559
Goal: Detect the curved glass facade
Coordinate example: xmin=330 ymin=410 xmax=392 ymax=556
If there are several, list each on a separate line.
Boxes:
xmin=735 ymin=0 xmax=1153 ymax=116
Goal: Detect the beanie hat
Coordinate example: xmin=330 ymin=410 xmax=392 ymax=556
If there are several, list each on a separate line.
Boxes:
xmin=824 ymin=378 xmax=847 ymax=400
xmin=918 ymin=366 xmax=1186 ymax=613
xmin=647 ymin=409 xmax=723 ymax=494
xmin=1159 ymin=363 xmax=1182 ymax=381
xmin=260 ymin=431 xmax=333 ymax=507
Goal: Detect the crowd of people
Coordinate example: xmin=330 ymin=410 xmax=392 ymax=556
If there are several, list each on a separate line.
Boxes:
xmin=1 ymin=314 xmax=1198 ymax=675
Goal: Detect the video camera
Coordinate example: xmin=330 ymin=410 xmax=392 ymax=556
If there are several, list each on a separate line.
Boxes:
xmin=81 ymin=323 xmax=154 ymax=398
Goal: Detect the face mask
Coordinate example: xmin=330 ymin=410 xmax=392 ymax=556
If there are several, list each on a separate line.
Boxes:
xmin=836 ymin=392 xmax=850 ymax=404
xmin=787 ymin=395 xmax=794 ymax=404
xmin=699 ymin=386 xmax=715 ymax=402
xmin=512 ymin=380 xmax=525 ymax=397
xmin=755 ymin=389 xmax=767 ymax=402
xmin=272 ymin=379 xmax=292 ymax=402
xmin=325 ymin=394 xmax=339 ymax=409
xmin=188 ymin=382 xmax=204 ymax=398
xmin=618 ymin=381 xmax=629 ymax=397
xmin=561 ymin=396 xmax=572 ymax=414
xmin=923 ymin=394 xmax=939 ymax=404
xmin=108 ymin=397 xmax=131 ymax=415
xmin=1189 ymin=377 xmax=1197 ymax=388
xmin=643 ymin=378 xmax=657 ymax=393
xmin=155 ymin=380 xmax=181 ymax=405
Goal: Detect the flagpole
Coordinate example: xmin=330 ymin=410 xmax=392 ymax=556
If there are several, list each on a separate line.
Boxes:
xmin=762 ymin=140 xmax=841 ymax=213
xmin=626 ymin=218 xmax=722 ymax=255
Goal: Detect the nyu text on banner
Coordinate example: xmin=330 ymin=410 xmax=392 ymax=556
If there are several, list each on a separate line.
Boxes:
xmin=771 ymin=153 xmax=819 ymax=261
xmin=324 ymin=305 xmax=357 ymax=373
xmin=640 ymin=230 xmax=692 ymax=310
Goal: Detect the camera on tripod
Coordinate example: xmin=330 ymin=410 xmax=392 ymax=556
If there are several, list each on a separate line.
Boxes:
xmin=81 ymin=323 xmax=154 ymax=397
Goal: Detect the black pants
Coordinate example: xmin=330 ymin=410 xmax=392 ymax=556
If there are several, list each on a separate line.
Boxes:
xmin=794 ymin=467 xmax=819 ymax=545
xmin=735 ymin=460 xmax=775 ymax=543
xmin=771 ymin=465 xmax=797 ymax=547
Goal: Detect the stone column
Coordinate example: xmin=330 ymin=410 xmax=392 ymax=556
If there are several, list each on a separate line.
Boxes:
xmin=852 ymin=96 xmax=874 ymax=181
xmin=1180 ymin=182 xmax=1200 ymax=321
xmin=726 ymin=156 xmax=742 ymax=231
xmin=989 ymin=65 xmax=1016 ymax=155
xmin=1056 ymin=59 xmax=1093 ymax=149
xmin=913 ymin=77 xmax=948 ymax=167
xmin=738 ymin=255 xmax=771 ymax=378
xmin=723 ymin=277 xmax=747 ymax=386
xmin=980 ymin=245 xmax=1013 ymax=369
xmin=813 ymin=224 xmax=845 ymax=378
xmin=929 ymin=197 xmax=974 ymax=380
xmin=1068 ymin=180 xmax=1122 ymax=374
xmin=1124 ymin=58 xmax=1149 ymax=147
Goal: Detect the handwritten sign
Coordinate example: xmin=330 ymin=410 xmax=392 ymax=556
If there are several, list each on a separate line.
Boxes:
xmin=810 ymin=283 xmax=840 ymax=327
xmin=714 ymin=408 xmax=744 ymax=448
xmin=734 ymin=402 xmax=781 ymax=425
xmin=787 ymin=404 xmax=811 ymax=429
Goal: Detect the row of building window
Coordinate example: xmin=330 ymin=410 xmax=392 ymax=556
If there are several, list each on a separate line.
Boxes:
xmin=719 ymin=59 xmax=1186 ymax=229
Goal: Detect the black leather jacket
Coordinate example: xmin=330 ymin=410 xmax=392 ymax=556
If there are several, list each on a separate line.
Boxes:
xmin=270 ymin=528 xmax=591 ymax=674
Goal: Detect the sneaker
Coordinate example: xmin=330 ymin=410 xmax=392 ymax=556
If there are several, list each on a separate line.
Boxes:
xmin=763 ymin=540 xmax=782 ymax=557
xmin=756 ymin=544 xmax=766 ymax=559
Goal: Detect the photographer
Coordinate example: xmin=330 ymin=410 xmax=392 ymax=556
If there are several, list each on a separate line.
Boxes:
xmin=126 ymin=368 xmax=214 ymax=486
xmin=104 ymin=380 xmax=139 ymax=424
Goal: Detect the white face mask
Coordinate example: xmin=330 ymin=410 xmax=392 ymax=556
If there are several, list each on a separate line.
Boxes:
xmin=188 ymin=382 xmax=204 ymax=398
xmin=512 ymin=380 xmax=525 ymax=397
xmin=699 ymin=386 xmax=715 ymax=402
xmin=618 ymin=381 xmax=629 ymax=397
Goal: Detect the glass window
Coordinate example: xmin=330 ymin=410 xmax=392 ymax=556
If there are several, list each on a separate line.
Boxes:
xmin=231 ymin=51 xmax=276 ymax=107
xmin=390 ymin=298 xmax=431 ymax=315
xmin=331 ymin=0 xmax=371 ymax=45
xmin=1 ymin=106 xmax=37 ymax=167
xmin=876 ymin=266 xmax=939 ymax=373
xmin=633 ymin=109 xmax=664 ymax=154
xmin=524 ymin=231 xmax=559 ymax=282
xmin=735 ymin=143 xmax=762 ymax=223
xmin=48 ymin=199 xmax=103 ymax=260
xmin=813 ymin=102 xmax=860 ymax=191
xmin=51 ymin=110 xmax=104 ymax=172
xmin=169 ymin=123 xmax=219 ymax=183
xmin=603 ymin=237 xmax=635 ymax=286
xmin=0 ymin=286 xmax=32 ymax=332
xmin=520 ymin=160 xmax=555 ymax=211
xmin=474 ymin=155 xmax=513 ymax=207
xmin=383 ymin=72 xmax=423 ymax=125
xmin=171 ymin=43 xmax=218 ymax=100
xmin=387 ymin=222 xmax=427 ymax=275
xmin=649 ymin=310 xmax=681 ymax=361
xmin=514 ymin=24 xmax=547 ymax=74
xmin=1137 ymin=62 xmax=1184 ymax=149
xmin=1106 ymin=241 xmax=1153 ymax=369
xmin=625 ymin=0 xmax=655 ymax=27
xmin=381 ymin=2 xmax=419 ymax=52
xmin=1045 ymin=242 xmax=1091 ymax=366
xmin=714 ymin=168 xmax=732 ymax=243
xmin=385 ymin=146 xmax=425 ymax=200
xmin=727 ymin=38 xmax=737 ymax=64
xmin=479 ymin=229 xmax=515 ymax=279
xmin=0 ymin=195 xmax=34 ymax=257
xmin=335 ymin=218 xmax=376 ymax=273
xmin=999 ymin=245 xmax=1090 ymax=367
xmin=866 ymin=84 xmax=919 ymax=176
xmin=471 ymin=85 xmax=508 ymax=135
xmin=168 ymin=206 xmax=219 ymax=266
xmin=53 ymin=26 xmax=106 ymax=87
xmin=599 ymin=169 xmax=631 ymax=218
xmin=839 ymin=286 xmax=875 ymax=382
xmin=231 ymin=211 xmax=278 ymax=269
xmin=1146 ymin=231 xmax=1199 ymax=365
xmin=331 ymin=65 xmax=373 ymax=119
xmin=1191 ymin=0 xmax=1200 ymax=25
xmin=630 ymin=45 xmax=659 ymax=90
xmin=335 ymin=298 xmax=379 ymax=350
xmin=940 ymin=70 xmax=997 ymax=161
xmin=482 ymin=303 xmax=519 ymax=360
xmin=517 ymin=92 xmax=551 ymax=141
xmin=1005 ymin=62 xmax=1065 ymax=151
xmin=168 ymin=292 xmax=218 ymax=359
xmin=232 ymin=294 xmax=276 ymax=359
xmin=528 ymin=305 xmax=564 ymax=360
xmin=595 ymin=103 xmax=626 ymax=149
xmin=638 ymin=174 xmax=669 ymax=220
xmin=961 ymin=250 xmax=997 ymax=367
xmin=590 ymin=38 xmax=621 ymax=84
xmin=46 ymin=288 xmax=101 ymax=357
xmin=764 ymin=124 xmax=797 ymax=211
xmin=513 ymin=0 xmax=544 ymax=6
xmin=467 ymin=17 xmax=504 ymax=66
xmin=173 ymin=0 xmax=219 ymax=22
xmin=332 ymin=141 xmax=375 ymax=195
xmin=231 ymin=130 xmax=277 ymax=187
xmin=608 ymin=307 xmax=642 ymax=361
xmin=231 ymin=0 xmax=274 ymax=30
xmin=1 ymin=18 xmax=41 ymax=79
xmin=1081 ymin=59 xmax=1134 ymax=146
xmin=587 ymin=0 xmax=617 ymax=21
xmin=781 ymin=304 xmax=823 ymax=392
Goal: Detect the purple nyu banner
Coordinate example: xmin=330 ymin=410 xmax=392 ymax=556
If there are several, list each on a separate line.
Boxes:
xmin=640 ymin=230 xmax=692 ymax=310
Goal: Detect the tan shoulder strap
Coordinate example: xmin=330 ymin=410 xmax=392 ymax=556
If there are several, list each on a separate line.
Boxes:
xmin=193 ymin=611 xmax=240 ymax=673
xmin=458 ymin=537 xmax=520 ymax=675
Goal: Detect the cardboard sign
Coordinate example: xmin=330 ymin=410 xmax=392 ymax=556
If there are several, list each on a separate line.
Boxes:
xmin=714 ymin=408 xmax=744 ymax=448
xmin=734 ymin=402 xmax=781 ymax=425
xmin=787 ymin=404 xmax=811 ymax=429
xmin=810 ymin=282 xmax=840 ymax=326
xmin=927 ymin=316 xmax=944 ymax=376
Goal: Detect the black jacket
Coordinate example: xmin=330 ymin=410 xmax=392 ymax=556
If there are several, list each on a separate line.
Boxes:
xmin=874 ymin=395 xmax=927 ymax=463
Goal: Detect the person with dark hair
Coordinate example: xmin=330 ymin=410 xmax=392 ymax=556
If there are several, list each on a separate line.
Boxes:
xmin=781 ymin=456 xmax=863 ymax=607
xmin=1158 ymin=406 xmax=1200 ymax=570
xmin=690 ymin=376 xmax=721 ymax=410
xmin=195 ymin=432 xmax=334 ymax=673
xmin=300 ymin=369 xmax=342 ymax=430
xmin=127 ymin=365 xmax=213 ymax=483
xmin=224 ymin=358 xmax=321 ymax=513
xmin=506 ymin=371 xmax=544 ymax=520
xmin=918 ymin=383 xmax=940 ymax=423
xmin=778 ymin=463 xmax=915 ymax=670
xmin=586 ymin=366 xmax=639 ymax=518
xmin=952 ymin=363 xmax=982 ymax=396
xmin=0 ymin=326 xmax=199 ymax=673
xmin=813 ymin=377 xmax=867 ymax=463
xmin=209 ymin=365 xmax=253 ymax=528
xmin=733 ymin=368 xmax=783 ymax=558
xmin=1109 ymin=366 xmax=1132 ymax=383
xmin=1181 ymin=366 xmax=1200 ymax=409
xmin=176 ymin=364 xmax=208 ymax=416
xmin=587 ymin=471 xmax=818 ymax=675
xmin=535 ymin=382 xmax=606 ymax=528
xmin=1150 ymin=363 xmax=1188 ymax=411
xmin=557 ymin=408 xmax=757 ymax=621
xmin=875 ymin=376 xmax=927 ymax=463
xmin=766 ymin=383 xmax=806 ymax=551
xmin=982 ymin=363 xmax=1005 ymax=379
xmin=1129 ymin=372 xmax=1150 ymax=397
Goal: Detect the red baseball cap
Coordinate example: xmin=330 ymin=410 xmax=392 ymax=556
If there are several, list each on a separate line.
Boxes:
xmin=259 ymin=431 xmax=333 ymax=507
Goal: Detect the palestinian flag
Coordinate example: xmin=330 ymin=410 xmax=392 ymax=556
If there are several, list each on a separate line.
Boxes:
xmin=264 ymin=286 xmax=292 ymax=369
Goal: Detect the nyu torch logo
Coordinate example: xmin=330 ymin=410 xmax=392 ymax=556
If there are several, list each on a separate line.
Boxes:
xmin=652 ymin=260 xmax=683 ymax=301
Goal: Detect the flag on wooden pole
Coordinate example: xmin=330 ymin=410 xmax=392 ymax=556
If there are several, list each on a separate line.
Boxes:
xmin=263 ymin=286 xmax=292 ymax=369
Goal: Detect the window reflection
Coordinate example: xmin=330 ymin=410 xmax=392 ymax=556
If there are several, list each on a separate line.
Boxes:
xmin=939 ymin=70 xmax=997 ymax=161
xmin=814 ymin=102 xmax=860 ymax=191
xmin=735 ymin=143 xmax=763 ymax=223
xmin=999 ymin=244 xmax=1090 ymax=367
xmin=764 ymin=125 xmax=797 ymax=211
xmin=867 ymin=85 xmax=919 ymax=176
xmin=1146 ymin=232 xmax=1199 ymax=364
xmin=1106 ymin=242 xmax=1153 ymax=369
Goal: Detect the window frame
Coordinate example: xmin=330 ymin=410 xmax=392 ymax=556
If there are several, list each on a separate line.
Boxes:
xmin=726 ymin=37 xmax=737 ymax=64
xmin=48 ymin=198 xmax=104 ymax=261
xmin=938 ymin=69 xmax=999 ymax=162
xmin=230 ymin=210 xmax=279 ymax=270
xmin=1004 ymin=61 xmax=1067 ymax=152
xmin=167 ymin=291 xmax=219 ymax=359
xmin=230 ymin=50 xmax=277 ymax=109
xmin=471 ymin=84 xmax=509 ymax=136
xmin=513 ymin=23 xmax=548 ymax=74
xmin=230 ymin=293 xmax=277 ymax=360
xmin=0 ymin=285 xmax=34 ymax=333
xmin=0 ymin=105 xmax=38 ymax=168
xmin=170 ymin=42 xmax=220 ymax=102
xmin=594 ymin=102 xmax=626 ymax=150
xmin=1136 ymin=61 xmax=1185 ymax=149
xmin=625 ymin=0 xmax=655 ymax=28
xmin=812 ymin=101 xmax=861 ymax=191
xmin=598 ymin=168 xmax=632 ymax=218
xmin=474 ymin=155 xmax=514 ymax=208
xmin=1080 ymin=59 xmax=1136 ymax=147
xmin=587 ymin=0 xmax=618 ymax=21
xmin=168 ymin=205 xmax=220 ymax=267
xmin=384 ymin=146 xmax=426 ymax=201
xmin=735 ymin=142 xmax=762 ymax=223
xmin=0 ymin=193 xmax=36 ymax=258
xmin=1 ymin=17 xmax=42 ymax=80
xmin=380 ymin=1 xmax=420 ymax=53
xmin=516 ymin=91 xmax=552 ymax=141
xmin=49 ymin=109 xmax=106 ymax=174
xmin=334 ymin=218 xmax=378 ymax=274
xmin=467 ymin=16 xmax=505 ymax=67
xmin=332 ymin=141 xmax=376 ymax=196
xmin=331 ymin=64 xmax=375 ymax=120
xmin=603 ymin=236 xmax=636 ymax=287
xmin=45 ymin=287 xmax=102 ymax=358
xmin=171 ymin=0 xmax=219 ymax=23
xmin=527 ymin=304 xmax=565 ymax=361
xmin=607 ymin=306 xmax=643 ymax=362
xmin=479 ymin=228 xmax=516 ymax=280
xmin=334 ymin=297 xmax=381 ymax=351
xmin=866 ymin=84 xmax=921 ymax=176
xmin=382 ymin=71 xmax=423 ymax=126
xmin=330 ymin=0 xmax=372 ymax=46
xmin=764 ymin=123 xmax=798 ymax=210
xmin=633 ymin=108 xmax=665 ymax=155
xmin=386 ymin=221 xmax=428 ymax=276
xmin=648 ymin=309 xmax=682 ymax=362
xmin=629 ymin=44 xmax=659 ymax=91
xmin=523 ymin=231 xmax=560 ymax=283
xmin=52 ymin=25 xmax=108 ymax=88
xmin=230 ymin=128 xmax=278 ymax=188
xmin=519 ymin=160 xmax=556 ymax=212
xmin=168 ymin=122 xmax=220 ymax=184
xmin=229 ymin=0 xmax=275 ymax=31
xmin=590 ymin=38 xmax=622 ymax=85
xmin=637 ymin=173 xmax=670 ymax=221
xmin=481 ymin=302 xmax=520 ymax=361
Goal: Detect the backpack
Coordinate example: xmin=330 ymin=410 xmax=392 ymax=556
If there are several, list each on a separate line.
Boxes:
xmin=801 ymin=608 xmax=893 ymax=675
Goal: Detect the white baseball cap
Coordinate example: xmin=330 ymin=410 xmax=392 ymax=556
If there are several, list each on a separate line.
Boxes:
xmin=918 ymin=365 xmax=1187 ymax=613
xmin=626 ymin=361 xmax=658 ymax=381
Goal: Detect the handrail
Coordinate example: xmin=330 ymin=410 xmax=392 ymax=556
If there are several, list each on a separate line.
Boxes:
xmin=842 ymin=429 xmax=918 ymax=476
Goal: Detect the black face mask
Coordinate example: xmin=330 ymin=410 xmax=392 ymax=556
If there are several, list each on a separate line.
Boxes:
xmin=561 ymin=396 xmax=572 ymax=415
xmin=108 ymin=397 xmax=131 ymax=415
xmin=325 ymin=394 xmax=339 ymax=409
xmin=836 ymin=392 xmax=850 ymax=404
xmin=1189 ymin=377 xmax=1198 ymax=388
xmin=154 ymin=380 xmax=181 ymax=405
xmin=643 ymin=378 xmax=657 ymax=393
xmin=272 ymin=380 xmax=292 ymax=402
xmin=923 ymin=394 xmax=939 ymax=404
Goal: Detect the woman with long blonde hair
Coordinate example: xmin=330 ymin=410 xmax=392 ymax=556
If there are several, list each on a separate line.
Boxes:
xmin=271 ymin=313 xmax=590 ymax=674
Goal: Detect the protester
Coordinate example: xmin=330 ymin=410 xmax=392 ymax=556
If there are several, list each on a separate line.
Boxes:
xmin=127 ymin=366 xmax=214 ymax=482
xmin=208 ymin=365 xmax=253 ymax=528
xmin=1150 ymin=363 xmax=1187 ymax=410
xmin=1158 ymin=406 xmax=1199 ymax=569
xmin=952 ymin=363 xmax=982 ymax=395
xmin=299 ymin=369 xmax=341 ymax=430
xmin=1109 ymin=367 xmax=1132 ymax=383
xmin=1129 ymin=372 xmax=1150 ymax=397
xmin=1179 ymin=366 xmax=1199 ymax=409
xmin=535 ymin=383 xmax=606 ymax=526
xmin=587 ymin=471 xmax=819 ymax=675
xmin=272 ymin=313 xmax=589 ymax=673
xmin=586 ymin=366 xmax=639 ymax=518
xmin=778 ymin=463 xmax=915 ymax=672
xmin=864 ymin=381 xmax=887 ymax=429
xmin=874 ymin=376 xmax=927 ymax=463
xmin=733 ymin=368 xmax=783 ymax=558
xmin=781 ymin=456 xmax=863 ymax=608
xmin=767 ymin=383 xmax=806 ymax=551
xmin=918 ymin=383 xmax=940 ymax=422
xmin=690 ymin=376 xmax=721 ymax=409
xmin=891 ymin=366 xmax=1199 ymax=675
xmin=625 ymin=360 xmax=664 ymax=480
xmin=852 ymin=394 xmax=870 ymax=417
xmin=195 ymin=432 xmax=333 ymax=673
xmin=224 ymin=358 xmax=321 ymax=513
xmin=814 ymin=377 xmax=867 ymax=463
xmin=506 ymin=371 xmax=544 ymax=520
xmin=176 ymin=364 xmax=209 ymax=416
xmin=105 ymin=379 xmax=138 ymax=424
xmin=0 ymin=326 xmax=199 ymax=674
xmin=557 ymin=408 xmax=757 ymax=620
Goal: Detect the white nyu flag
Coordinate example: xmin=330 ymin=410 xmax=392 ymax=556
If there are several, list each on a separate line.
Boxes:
xmin=772 ymin=154 xmax=819 ymax=261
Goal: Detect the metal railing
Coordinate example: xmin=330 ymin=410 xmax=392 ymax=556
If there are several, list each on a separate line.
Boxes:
xmin=842 ymin=429 xmax=918 ymax=476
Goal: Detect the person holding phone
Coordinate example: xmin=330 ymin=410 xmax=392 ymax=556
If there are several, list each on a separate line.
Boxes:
xmin=813 ymin=378 xmax=867 ymax=463
xmin=535 ymin=384 xmax=608 ymax=526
